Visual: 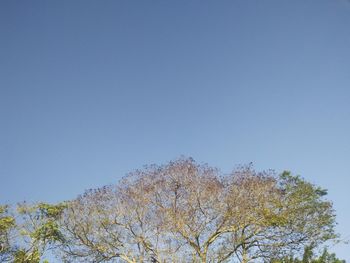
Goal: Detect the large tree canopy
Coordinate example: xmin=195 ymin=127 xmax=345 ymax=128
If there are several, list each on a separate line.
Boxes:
xmin=0 ymin=158 xmax=342 ymax=263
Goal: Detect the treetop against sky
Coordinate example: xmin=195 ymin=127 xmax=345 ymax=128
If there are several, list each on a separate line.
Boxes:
xmin=1 ymin=0 xmax=349 ymax=260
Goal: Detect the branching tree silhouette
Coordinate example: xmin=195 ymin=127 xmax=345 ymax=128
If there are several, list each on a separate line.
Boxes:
xmin=53 ymin=158 xmax=338 ymax=263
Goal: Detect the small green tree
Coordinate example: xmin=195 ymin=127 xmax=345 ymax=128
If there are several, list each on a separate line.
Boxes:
xmin=0 ymin=205 xmax=15 ymax=262
xmin=15 ymin=202 xmax=66 ymax=263
xmin=271 ymin=246 xmax=346 ymax=263
xmin=0 ymin=202 xmax=66 ymax=262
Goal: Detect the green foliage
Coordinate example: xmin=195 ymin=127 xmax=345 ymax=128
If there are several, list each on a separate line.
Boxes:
xmin=278 ymin=171 xmax=338 ymax=244
xmin=37 ymin=203 xmax=67 ymax=219
xmin=271 ymin=246 xmax=346 ymax=263
xmin=1 ymin=202 xmax=66 ymax=262
xmin=17 ymin=202 xmax=66 ymax=244
xmin=0 ymin=206 xmax=15 ymax=233
xmin=0 ymin=205 xmax=15 ymax=261
xmin=30 ymin=220 xmax=63 ymax=244
xmin=28 ymin=203 xmax=67 ymax=245
xmin=13 ymin=248 xmax=40 ymax=263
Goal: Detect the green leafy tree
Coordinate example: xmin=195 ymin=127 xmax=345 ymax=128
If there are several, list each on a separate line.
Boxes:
xmin=0 ymin=205 xmax=15 ymax=262
xmin=15 ymin=202 xmax=66 ymax=262
xmin=271 ymin=245 xmax=346 ymax=263
xmin=0 ymin=202 xmax=66 ymax=263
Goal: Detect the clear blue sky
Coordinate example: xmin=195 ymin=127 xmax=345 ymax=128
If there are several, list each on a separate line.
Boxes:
xmin=1 ymin=0 xmax=349 ymax=259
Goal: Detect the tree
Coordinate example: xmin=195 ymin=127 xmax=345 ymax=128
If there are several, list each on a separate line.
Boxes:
xmin=0 ymin=205 xmax=15 ymax=262
xmin=0 ymin=202 xmax=66 ymax=263
xmin=55 ymin=158 xmax=338 ymax=263
xmin=271 ymin=245 xmax=346 ymax=263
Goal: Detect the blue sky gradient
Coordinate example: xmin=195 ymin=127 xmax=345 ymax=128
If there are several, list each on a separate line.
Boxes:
xmin=1 ymin=0 xmax=349 ymax=259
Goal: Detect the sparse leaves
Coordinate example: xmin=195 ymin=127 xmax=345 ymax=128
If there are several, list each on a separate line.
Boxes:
xmin=0 ymin=158 xmax=342 ymax=262
xmin=55 ymin=158 xmax=339 ymax=262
